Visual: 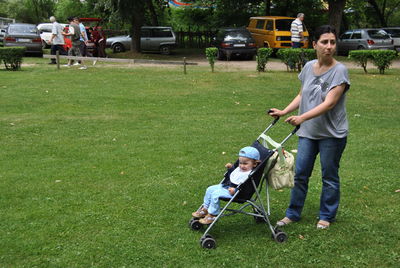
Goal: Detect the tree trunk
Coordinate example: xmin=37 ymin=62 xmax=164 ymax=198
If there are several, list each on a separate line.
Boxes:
xmin=146 ymin=0 xmax=159 ymax=26
xmin=328 ymin=0 xmax=346 ymax=35
xmin=367 ymin=0 xmax=387 ymax=27
xmin=131 ymin=14 xmax=143 ymax=53
xmin=265 ymin=0 xmax=271 ymax=15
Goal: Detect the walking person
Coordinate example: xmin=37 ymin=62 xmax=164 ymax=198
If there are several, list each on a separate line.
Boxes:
xmin=62 ymin=16 xmax=87 ymax=69
xmin=291 ymin=13 xmax=305 ymax=48
xmin=48 ymin=16 xmax=66 ymax=64
xmin=74 ymin=17 xmax=89 ymax=58
xmin=268 ymin=25 xmax=350 ymax=229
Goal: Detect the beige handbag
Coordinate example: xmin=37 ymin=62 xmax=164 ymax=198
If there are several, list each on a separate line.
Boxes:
xmin=266 ymin=150 xmax=295 ymax=190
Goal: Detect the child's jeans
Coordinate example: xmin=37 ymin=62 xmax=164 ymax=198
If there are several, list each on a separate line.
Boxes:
xmin=203 ymin=184 xmax=232 ymax=215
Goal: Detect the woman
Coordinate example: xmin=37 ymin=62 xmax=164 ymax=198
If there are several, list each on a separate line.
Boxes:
xmin=269 ymin=25 xmax=350 ymax=229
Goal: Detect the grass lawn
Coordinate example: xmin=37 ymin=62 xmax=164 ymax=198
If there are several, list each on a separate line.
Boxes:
xmin=0 ymin=57 xmax=399 ymax=267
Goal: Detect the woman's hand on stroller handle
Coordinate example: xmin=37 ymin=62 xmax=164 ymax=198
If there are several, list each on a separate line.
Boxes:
xmin=268 ymin=108 xmax=301 ymax=132
xmin=285 ymin=115 xmax=304 ymax=126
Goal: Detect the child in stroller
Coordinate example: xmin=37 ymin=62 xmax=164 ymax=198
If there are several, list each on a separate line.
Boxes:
xmin=191 ymin=146 xmax=261 ymax=224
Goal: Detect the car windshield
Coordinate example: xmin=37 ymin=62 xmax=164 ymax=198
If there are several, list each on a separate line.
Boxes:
xmin=275 ymin=19 xmax=293 ymax=31
xmin=384 ymin=29 xmax=400 ymax=37
xmin=367 ymin=29 xmax=390 ymax=39
xmin=220 ymin=30 xmax=252 ymax=41
xmin=9 ymin=25 xmax=38 ymax=34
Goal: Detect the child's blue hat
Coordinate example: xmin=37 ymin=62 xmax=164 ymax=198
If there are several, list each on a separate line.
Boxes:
xmin=238 ymin=146 xmax=260 ymax=161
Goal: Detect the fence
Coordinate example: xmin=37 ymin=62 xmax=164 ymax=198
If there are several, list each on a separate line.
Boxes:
xmin=43 ymin=53 xmax=197 ymax=74
xmin=175 ymin=29 xmax=217 ymax=48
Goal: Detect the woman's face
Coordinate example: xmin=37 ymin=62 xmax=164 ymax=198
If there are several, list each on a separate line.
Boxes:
xmin=313 ymin=32 xmax=336 ymax=57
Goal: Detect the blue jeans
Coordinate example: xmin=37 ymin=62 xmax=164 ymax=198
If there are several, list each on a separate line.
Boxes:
xmin=203 ymin=184 xmax=232 ymax=215
xmin=286 ymin=137 xmax=347 ymax=222
xmin=292 ymin=42 xmax=302 ymax=48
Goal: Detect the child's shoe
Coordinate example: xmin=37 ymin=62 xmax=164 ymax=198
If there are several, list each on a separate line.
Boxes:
xmin=192 ymin=207 xmax=208 ymax=218
xmin=199 ymin=214 xmax=216 ymax=224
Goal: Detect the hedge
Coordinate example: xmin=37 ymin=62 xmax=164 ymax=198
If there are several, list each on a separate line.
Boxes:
xmin=277 ymin=48 xmax=317 ymax=72
xmin=205 ymin=47 xmax=218 ymax=72
xmin=0 ymin=47 xmax=26 ymax=71
xmin=256 ymin=47 xmax=273 ymax=72
xmin=349 ymin=50 xmax=398 ymax=74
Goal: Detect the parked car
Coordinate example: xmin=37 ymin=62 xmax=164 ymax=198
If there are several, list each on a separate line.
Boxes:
xmin=381 ymin=27 xmax=400 ymax=52
xmin=3 ymin=23 xmax=43 ymax=56
xmin=37 ymin=23 xmax=68 ymax=49
xmin=337 ymin=28 xmax=394 ymax=55
xmin=106 ymin=26 xmax=177 ymax=54
xmin=211 ymin=28 xmax=257 ymax=60
xmin=247 ymin=16 xmax=309 ymax=49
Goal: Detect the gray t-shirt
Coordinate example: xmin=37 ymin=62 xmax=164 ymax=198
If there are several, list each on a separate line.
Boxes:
xmin=297 ymin=59 xmax=350 ymax=139
xmin=51 ymin=21 xmax=65 ymax=45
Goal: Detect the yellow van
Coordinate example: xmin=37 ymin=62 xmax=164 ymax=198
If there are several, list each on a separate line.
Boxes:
xmin=247 ymin=16 xmax=309 ymax=49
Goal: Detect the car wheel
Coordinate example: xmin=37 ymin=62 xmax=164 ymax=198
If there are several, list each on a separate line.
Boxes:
xmin=357 ymin=45 xmax=365 ymax=50
xmin=160 ymin=45 xmax=171 ymax=55
xmin=112 ymin=43 xmax=125 ymax=53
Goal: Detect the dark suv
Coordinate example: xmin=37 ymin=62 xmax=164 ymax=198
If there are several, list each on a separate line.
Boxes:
xmin=212 ymin=28 xmax=257 ymax=60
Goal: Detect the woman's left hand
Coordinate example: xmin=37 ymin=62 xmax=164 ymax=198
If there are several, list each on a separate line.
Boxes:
xmin=285 ymin=115 xmax=304 ymax=126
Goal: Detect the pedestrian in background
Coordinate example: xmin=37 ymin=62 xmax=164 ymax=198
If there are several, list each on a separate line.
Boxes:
xmin=62 ymin=16 xmax=87 ymax=69
xmin=291 ymin=13 xmax=305 ymax=48
xmin=48 ymin=16 xmax=66 ymax=64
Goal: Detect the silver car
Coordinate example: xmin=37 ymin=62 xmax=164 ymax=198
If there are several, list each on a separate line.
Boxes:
xmin=337 ymin=28 xmax=394 ymax=55
xmin=3 ymin=23 xmax=43 ymax=56
xmin=106 ymin=26 xmax=177 ymax=54
xmin=381 ymin=27 xmax=400 ymax=52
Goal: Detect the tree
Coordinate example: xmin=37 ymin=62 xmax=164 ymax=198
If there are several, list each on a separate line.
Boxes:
xmin=4 ymin=0 xmax=55 ymax=24
xmin=366 ymin=0 xmax=400 ymax=26
xmin=327 ymin=0 xmax=346 ymax=37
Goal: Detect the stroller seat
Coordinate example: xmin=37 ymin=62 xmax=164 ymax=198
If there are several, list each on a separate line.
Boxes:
xmin=219 ymin=140 xmax=274 ymax=203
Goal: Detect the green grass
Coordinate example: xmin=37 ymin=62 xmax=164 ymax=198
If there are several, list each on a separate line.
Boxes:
xmin=0 ymin=58 xmax=399 ymax=267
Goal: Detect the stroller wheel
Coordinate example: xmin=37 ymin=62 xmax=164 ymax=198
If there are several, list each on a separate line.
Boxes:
xmin=199 ymin=234 xmax=213 ymax=244
xmin=201 ymin=237 xmax=216 ymax=249
xmin=189 ymin=219 xmax=203 ymax=231
xmin=273 ymin=230 xmax=288 ymax=243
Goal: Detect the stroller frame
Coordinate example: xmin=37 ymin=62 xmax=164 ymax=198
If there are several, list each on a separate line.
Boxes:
xmin=189 ymin=118 xmax=299 ymax=249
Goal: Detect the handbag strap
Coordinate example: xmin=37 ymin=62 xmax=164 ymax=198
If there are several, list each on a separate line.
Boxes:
xmin=258 ymin=134 xmax=285 ymax=164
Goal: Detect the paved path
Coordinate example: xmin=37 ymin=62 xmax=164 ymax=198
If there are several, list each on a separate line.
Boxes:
xmin=195 ymin=59 xmax=400 ymax=71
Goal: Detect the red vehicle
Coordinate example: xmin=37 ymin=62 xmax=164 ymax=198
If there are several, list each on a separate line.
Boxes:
xmin=80 ymin=18 xmax=106 ymax=57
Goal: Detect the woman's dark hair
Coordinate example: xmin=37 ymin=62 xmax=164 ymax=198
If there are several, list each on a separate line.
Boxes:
xmin=314 ymin=25 xmax=337 ymax=41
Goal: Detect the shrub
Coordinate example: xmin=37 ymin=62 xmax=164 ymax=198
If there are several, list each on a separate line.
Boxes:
xmin=0 ymin=47 xmax=26 ymax=71
xmin=205 ymin=47 xmax=218 ymax=72
xmin=348 ymin=50 xmax=398 ymax=74
xmin=277 ymin=48 xmax=316 ymax=72
xmin=369 ymin=50 xmax=398 ymax=74
xmin=256 ymin=47 xmax=273 ymax=72
xmin=349 ymin=50 xmax=370 ymax=73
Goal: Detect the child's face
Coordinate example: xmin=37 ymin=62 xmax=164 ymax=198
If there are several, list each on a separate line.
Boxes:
xmin=238 ymin=157 xmax=257 ymax=172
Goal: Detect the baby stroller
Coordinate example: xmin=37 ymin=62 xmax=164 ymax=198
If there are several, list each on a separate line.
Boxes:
xmin=189 ymin=117 xmax=299 ymax=249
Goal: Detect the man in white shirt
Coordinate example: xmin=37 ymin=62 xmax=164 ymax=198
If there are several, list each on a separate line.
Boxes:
xmin=291 ymin=13 xmax=305 ymax=48
xmin=48 ymin=16 xmax=65 ymax=64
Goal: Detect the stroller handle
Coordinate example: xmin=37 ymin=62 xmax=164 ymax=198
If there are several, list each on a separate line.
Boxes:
xmin=267 ymin=109 xmax=300 ymax=135
xmin=267 ymin=109 xmax=280 ymax=125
